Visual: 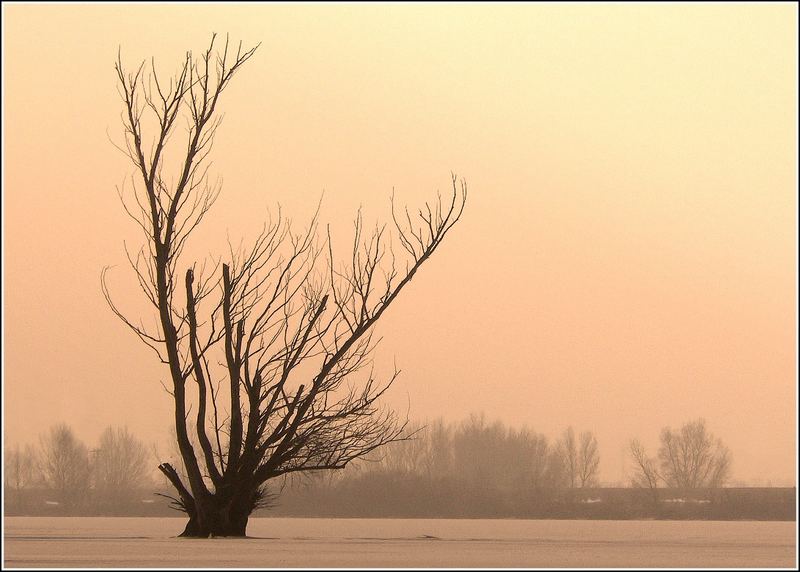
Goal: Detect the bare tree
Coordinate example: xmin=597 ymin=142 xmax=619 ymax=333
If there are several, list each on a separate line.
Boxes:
xmin=577 ymin=431 xmax=600 ymax=488
xmin=657 ymin=418 xmax=731 ymax=489
xmin=453 ymin=413 xmax=509 ymax=489
xmin=103 ymin=35 xmax=467 ymax=537
xmin=39 ymin=424 xmax=91 ymax=508
xmin=544 ymin=446 xmax=569 ymax=489
xmin=419 ymin=418 xmax=454 ymax=480
xmin=5 ymin=444 xmax=38 ymax=491
xmin=508 ymin=427 xmax=552 ymax=493
xmin=555 ymin=427 xmax=600 ymax=489
xmin=371 ymin=421 xmax=428 ymax=476
xmin=556 ymin=427 xmax=578 ymax=488
xmin=94 ymin=426 xmax=150 ymax=508
xmin=629 ymin=438 xmax=661 ymax=505
xmin=4 ymin=444 xmax=39 ymax=510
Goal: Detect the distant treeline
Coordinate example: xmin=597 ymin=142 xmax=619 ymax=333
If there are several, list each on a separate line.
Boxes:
xmin=3 ymin=415 xmax=795 ymax=520
xmin=264 ymin=414 xmax=792 ymax=521
xmin=4 ymin=424 xmax=153 ymax=515
xmin=5 ymin=485 xmax=794 ymax=521
xmin=271 ymin=484 xmax=796 ymax=521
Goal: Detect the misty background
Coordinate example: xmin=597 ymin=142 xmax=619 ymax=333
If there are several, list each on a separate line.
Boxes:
xmin=5 ymin=415 xmax=794 ymax=520
xmin=3 ymin=3 xmax=797 ymax=488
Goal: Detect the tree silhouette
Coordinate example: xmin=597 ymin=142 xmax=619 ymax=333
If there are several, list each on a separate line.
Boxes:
xmin=93 ymin=426 xmax=150 ymax=509
xmin=103 ymin=34 xmax=467 ymax=537
xmin=39 ymin=424 xmax=91 ymax=509
xmin=658 ymin=418 xmax=731 ymax=489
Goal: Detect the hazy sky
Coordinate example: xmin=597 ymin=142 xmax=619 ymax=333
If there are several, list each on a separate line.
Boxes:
xmin=3 ymin=3 xmax=797 ymax=485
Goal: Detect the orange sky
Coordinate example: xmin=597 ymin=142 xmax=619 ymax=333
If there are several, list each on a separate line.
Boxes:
xmin=3 ymin=3 xmax=797 ymax=485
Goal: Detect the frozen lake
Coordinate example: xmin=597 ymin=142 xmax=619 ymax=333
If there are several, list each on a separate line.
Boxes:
xmin=3 ymin=516 xmax=796 ymax=568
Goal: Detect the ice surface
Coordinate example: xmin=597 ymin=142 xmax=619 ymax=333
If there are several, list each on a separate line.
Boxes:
xmin=3 ymin=517 xmax=796 ymax=568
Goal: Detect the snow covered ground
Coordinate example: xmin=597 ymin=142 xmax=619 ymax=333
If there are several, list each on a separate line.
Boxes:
xmin=3 ymin=517 xmax=796 ymax=568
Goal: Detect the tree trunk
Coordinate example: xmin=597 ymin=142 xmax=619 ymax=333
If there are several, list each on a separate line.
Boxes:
xmin=177 ymin=490 xmax=255 ymax=538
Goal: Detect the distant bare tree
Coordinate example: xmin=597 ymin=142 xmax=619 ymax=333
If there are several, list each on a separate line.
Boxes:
xmin=4 ymin=444 xmax=39 ymax=492
xmin=658 ymin=418 xmax=731 ymax=489
xmin=39 ymin=424 xmax=91 ymax=508
xmin=4 ymin=444 xmax=40 ymax=511
xmin=541 ymin=447 xmax=564 ymax=489
xmin=629 ymin=438 xmax=661 ymax=505
xmin=555 ymin=427 xmax=578 ymax=488
xmin=94 ymin=426 xmax=150 ymax=507
xmin=370 ymin=418 xmax=455 ymax=482
xmin=556 ymin=427 xmax=600 ymax=489
xmin=104 ymin=35 xmax=467 ymax=537
xmin=453 ymin=413 xmax=508 ymax=489
xmin=577 ymin=431 xmax=600 ymax=488
xmin=510 ymin=427 xmax=551 ymax=492
xmin=450 ymin=415 xmax=568 ymax=497
xmin=370 ymin=421 xmax=427 ymax=476
xmin=419 ymin=418 xmax=454 ymax=480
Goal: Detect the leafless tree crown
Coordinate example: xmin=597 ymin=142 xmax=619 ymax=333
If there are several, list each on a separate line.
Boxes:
xmin=39 ymin=424 xmax=91 ymax=507
xmin=102 ymin=35 xmax=467 ymax=532
xmin=556 ymin=427 xmax=600 ymax=489
xmin=629 ymin=418 xmax=731 ymax=493
xmin=657 ymin=419 xmax=731 ymax=489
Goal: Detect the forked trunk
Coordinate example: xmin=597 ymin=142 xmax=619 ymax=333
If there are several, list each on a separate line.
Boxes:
xmin=178 ymin=493 xmax=254 ymax=538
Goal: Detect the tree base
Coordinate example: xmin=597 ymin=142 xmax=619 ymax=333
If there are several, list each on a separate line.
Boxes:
xmin=177 ymin=509 xmax=250 ymax=538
